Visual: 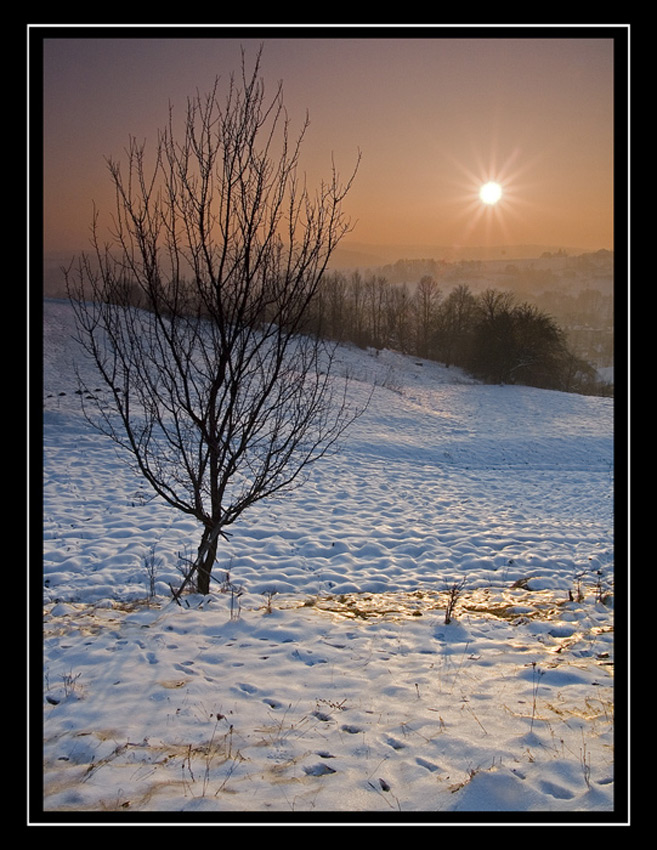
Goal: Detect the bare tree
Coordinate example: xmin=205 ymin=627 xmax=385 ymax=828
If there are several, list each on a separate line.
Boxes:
xmin=413 ymin=275 xmax=441 ymax=359
xmin=435 ymin=284 xmax=478 ymax=368
xmin=64 ymin=48 xmax=362 ymax=596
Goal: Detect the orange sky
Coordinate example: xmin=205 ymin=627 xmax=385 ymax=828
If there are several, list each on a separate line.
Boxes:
xmin=38 ymin=26 xmax=623 ymax=261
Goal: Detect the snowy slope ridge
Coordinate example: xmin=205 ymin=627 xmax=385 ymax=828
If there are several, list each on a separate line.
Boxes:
xmin=40 ymin=298 xmax=619 ymax=822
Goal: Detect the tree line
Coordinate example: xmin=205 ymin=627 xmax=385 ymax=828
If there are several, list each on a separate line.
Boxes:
xmin=305 ymin=271 xmax=610 ymax=395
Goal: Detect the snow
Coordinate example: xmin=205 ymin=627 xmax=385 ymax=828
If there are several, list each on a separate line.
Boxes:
xmin=38 ymin=298 xmax=622 ymax=824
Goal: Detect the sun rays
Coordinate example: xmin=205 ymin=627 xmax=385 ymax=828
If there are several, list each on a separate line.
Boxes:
xmin=442 ymin=142 xmax=543 ymax=249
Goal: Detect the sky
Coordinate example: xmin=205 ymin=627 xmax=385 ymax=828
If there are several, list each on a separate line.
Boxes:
xmin=38 ymin=26 xmax=623 ymax=262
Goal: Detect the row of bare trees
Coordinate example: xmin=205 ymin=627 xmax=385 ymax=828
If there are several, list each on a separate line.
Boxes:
xmin=307 ymin=272 xmax=602 ymax=393
xmin=307 ymin=271 xmax=439 ymax=356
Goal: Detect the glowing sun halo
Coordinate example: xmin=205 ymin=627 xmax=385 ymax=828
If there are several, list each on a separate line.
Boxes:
xmin=479 ymin=181 xmax=503 ymax=205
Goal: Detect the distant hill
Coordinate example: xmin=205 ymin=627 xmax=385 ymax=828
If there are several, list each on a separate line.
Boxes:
xmin=328 ymin=242 xmax=604 ymax=269
xmin=42 ymin=244 xmax=613 ymax=298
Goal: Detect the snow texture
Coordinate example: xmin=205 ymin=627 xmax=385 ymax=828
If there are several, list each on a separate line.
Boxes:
xmin=39 ymin=298 xmax=621 ymax=824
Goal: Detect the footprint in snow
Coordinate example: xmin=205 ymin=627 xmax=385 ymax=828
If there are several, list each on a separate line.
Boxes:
xmin=304 ymin=763 xmax=336 ymax=776
xmin=291 ymin=648 xmax=327 ymax=666
xmin=312 ymin=710 xmax=332 ymax=722
xmin=416 ymin=757 xmax=440 ymax=773
xmin=538 ymin=780 xmax=575 ymax=800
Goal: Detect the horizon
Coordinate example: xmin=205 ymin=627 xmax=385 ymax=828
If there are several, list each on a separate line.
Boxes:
xmin=42 ymin=239 xmax=614 ymax=301
xmin=42 ymin=239 xmax=614 ymax=267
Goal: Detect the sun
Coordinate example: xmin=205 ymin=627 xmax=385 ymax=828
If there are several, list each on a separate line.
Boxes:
xmin=443 ymin=144 xmax=537 ymax=247
xmin=479 ymin=181 xmax=503 ymax=205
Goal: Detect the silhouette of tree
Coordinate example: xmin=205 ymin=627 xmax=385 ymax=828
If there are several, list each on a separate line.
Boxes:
xmin=65 ymin=48 xmax=362 ymax=596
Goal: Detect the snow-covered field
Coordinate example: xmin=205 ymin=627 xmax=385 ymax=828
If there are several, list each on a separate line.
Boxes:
xmin=38 ymin=298 xmax=623 ymax=824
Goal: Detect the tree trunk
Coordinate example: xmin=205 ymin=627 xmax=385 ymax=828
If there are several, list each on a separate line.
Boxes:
xmin=196 ymin=528 xmax=219 ymax=595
